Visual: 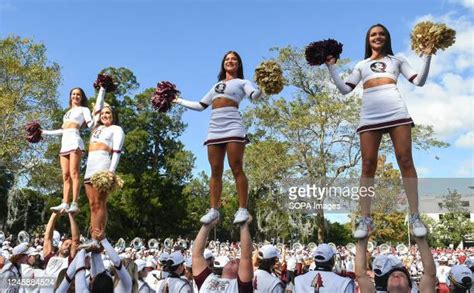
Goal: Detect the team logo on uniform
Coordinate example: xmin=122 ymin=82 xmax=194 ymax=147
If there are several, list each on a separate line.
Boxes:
xmin=92 ymin=129 xmax=102 ymax=138
xmin=215 ymin=83 xmax=226 ymax=94
xmin=311 ymin=273 xmax=324 ymax=292
xmin=370 ymin=62 xmax=386 ymax=73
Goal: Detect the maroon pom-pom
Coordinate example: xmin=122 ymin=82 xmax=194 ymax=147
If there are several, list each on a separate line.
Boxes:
xmin=151 ymin=81 xmax=180 ymax=113
xmin=305 ymin=39 xmax=343 ymax=66
xmin=93 ymin=74 xmax=117 ymax=93
xmin=25 ymin=121 xmax=42 ymax=143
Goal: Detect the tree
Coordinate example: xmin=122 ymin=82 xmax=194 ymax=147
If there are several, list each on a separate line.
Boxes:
xmin=426 ymin=189 xmax=474 ymax=247
xmin=243 ymin=46 xmax=447 ymax=242
xmin=0 ymin=36 xmax=62 ymax=231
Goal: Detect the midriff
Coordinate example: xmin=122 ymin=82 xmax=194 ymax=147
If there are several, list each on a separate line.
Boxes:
xmin=89 ymin=142 xmax=111 ymax=153
xmin=363 ymin=78 xmax=396 ymax=90
xmin=62 ymin=122 xmax=81 ymax=129
xmin=212 ymin=97 xmax=238 ymax=109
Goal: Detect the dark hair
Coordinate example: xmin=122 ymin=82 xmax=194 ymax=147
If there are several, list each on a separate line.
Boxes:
xmin=388 ymin=267 xmax=412 ymax=288
xmin=69 ymin=87 xmax=88 ymax=107
xmin=97 ymin=106 xmax=120 ymax=126
xmin=90 ymin=271 xmax=114 ymax=293
xmin=217 ymin=51 xmax=244 ymax=81
xmin=314 ymin=256 xmax=335 ymax=271
xmin=258 ymin=257 xmax=278 ymax=273
xmin=365 ymin=24 xmax=394 ymax=59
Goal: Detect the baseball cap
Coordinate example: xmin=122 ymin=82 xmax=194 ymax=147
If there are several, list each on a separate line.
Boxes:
xmin=447 ymin=265 xmax=473 ymax=289
xmin=12 ymin=243 xmax=35 ymax=256
xmin=259 ymin=245 xmax=280 ymax=259
xmin=135 ymin=259 xmax=146 ymax=272
xmin=313 ymin=243 xmax=335 ymax=262
xmin=373 ymin=255 xmax=402 ymax=277
xmin=204 ymin=249 xmax=214 ymax=260
xmin=168 ymin=251 xmax=185 ymax=266
xmin=214 ymin=255 xmax=230 ymax=268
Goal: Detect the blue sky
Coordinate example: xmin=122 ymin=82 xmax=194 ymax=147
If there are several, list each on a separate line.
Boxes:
xmin=2 ymin=0 xmax=473 ymax=184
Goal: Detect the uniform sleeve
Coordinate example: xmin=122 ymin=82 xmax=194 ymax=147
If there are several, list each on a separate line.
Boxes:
xmin=242 ymin=79 xmax=262 ymax=100
xmin=327 ymin=63 xmax=361 ymax=94
xmin=93 ymin=87 xmax=106 ymax=124
xmin=176 ymin=87 xmax=213 ymax=112
xmin=101 ymin=238 xmax=132 ymax=291
xmin=82 ymin=107 xmax=94 ymax=129
xmin=399 ymin=55 xmax=431 ymax=86
xmin=109 ymin=127 xmax=125 ymax=172
xmin=41 ymin=129 xmax=64 ymax=136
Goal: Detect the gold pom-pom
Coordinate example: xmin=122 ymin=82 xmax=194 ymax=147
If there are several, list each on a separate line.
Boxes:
xmin=91 ymin=171 xmax=124 ymax=193
xmin=254 ymin=60 xmax=285 ymax=96
xmin=411 ymin=21 xmax=456 ymax=54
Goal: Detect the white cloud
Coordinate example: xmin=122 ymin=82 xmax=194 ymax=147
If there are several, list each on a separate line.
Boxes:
xmin=450 ymin=0 xmax=474 ymax=10
xmin=399 ymin=13 xmax=474 ymax=140
xmin=455 ymin=131 xmax=474 ymax=148
xmin=457 ymin=156 xmax=474 ymax=177
xmin=417 ymin=166 xmax=431 ymax=177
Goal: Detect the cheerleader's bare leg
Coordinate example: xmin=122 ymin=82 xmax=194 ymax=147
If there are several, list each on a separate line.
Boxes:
xmin=226 ymin=142 xmax=248 ymax=209
xmin=85 ymin=183 xmax=108 ymax=238
xmin=58 ymin=154 xmax=72 ymax=210
xmin=227 ymin=142 xmax=250 ymax=224
xmin=354 ymin=130 xmax=383 ymax=238
xmin=68 ymin=149 xmax=82 ymax=213
xmin=200 ymin=144 xmax=226 ymax=224
xmin=389 ymin=125 xmax=426 ymax=236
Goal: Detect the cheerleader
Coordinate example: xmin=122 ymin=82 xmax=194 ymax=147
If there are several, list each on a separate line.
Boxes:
xmin=173 ymin=51 xmax=261 ymax=225
xmin=43 ymin=87 xmax=97 ymax=214
xmin=325 ymin=24 xmax=432 ymax=239
xmin=83 ymin=86 xmax=125 ymax=245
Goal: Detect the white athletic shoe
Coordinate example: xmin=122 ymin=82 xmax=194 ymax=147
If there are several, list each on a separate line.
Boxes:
xmin=233 ymin=208 xmax=250 ymax=224
xmin=78 ymin=240 xmax=100 ymax=251
xmin=409 ymin=213 xmax=427 ymax=237
xmin=67 ymin=202 xmax=80 ymax=214
xmin=353 ymin=216 xmax=375 ymax=239
xmin=50 ymin=202 xmax=69 ymax=213
xmin=200 ymin=208 xmax=220 ymax=224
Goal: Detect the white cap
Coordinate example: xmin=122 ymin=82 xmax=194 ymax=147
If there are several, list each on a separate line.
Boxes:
xmin=145 ymin=258 xmax=157 ymax=268
xmin=168 ymin=251 xmax=185 ymax=266
xmin=204 ymin=249 xmax=214 ymax=260
xmin=135 ymin=259 xmax=146 ymax=272
xmin=259 ymin=245 xmax=280 ymax=259
xmin=313 ymin=243 xmax=335 ymax=262
xmin=184 ymin=257 xmax=192 ymax=268
xmin=158 ymin=252 xmax=170 ymax=263
xmin=447 ymin=265 xmax=473 ymax=289
xmin=373 ymin=255 xmax=402 ymax=277
xmin=12 ymin=243 xmax=35 ymax=257
xmin=214 ymin=255 xmax=230 ymax=268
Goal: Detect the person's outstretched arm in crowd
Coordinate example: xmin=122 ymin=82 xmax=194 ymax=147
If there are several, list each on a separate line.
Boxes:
xmin=43 ymin=212 xmax=60 ymax=257
xmin=192 ymin=218 xmax=219 ymax=276
xmin=238 ymin=216 xmax=253 ymax=283
xmin=355 ymin=236 xmax=375 ymax=293
xmin=68 ymin=212 xmax=80 ymax=259
xmin=415 ymin=236 xmax=436 ymax=293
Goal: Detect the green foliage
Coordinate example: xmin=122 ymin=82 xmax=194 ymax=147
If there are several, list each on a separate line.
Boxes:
xmin=424 ymin=189 xmax=474 ymax=247
xmin=371 ymin=212 xmax=408 ymax=244
xmin=325 ymin=221 xmax=354 ymax=245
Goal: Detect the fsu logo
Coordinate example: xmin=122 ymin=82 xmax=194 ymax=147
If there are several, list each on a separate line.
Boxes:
xmin=370 ymin=62 xmax=386 ymax=73
xmin=311 ymin=273 xmax=324 ymax=292
xmin=215 ymin=83 xmax=226 ymax=94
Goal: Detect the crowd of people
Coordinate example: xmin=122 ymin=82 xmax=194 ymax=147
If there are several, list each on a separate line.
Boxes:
xmin=0 ymin=212 xmax=473 ymax=292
